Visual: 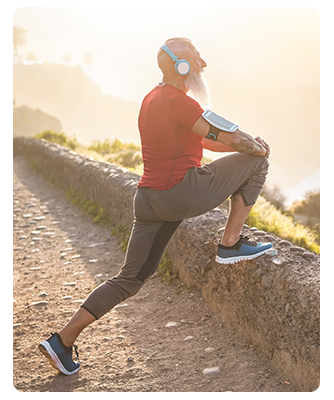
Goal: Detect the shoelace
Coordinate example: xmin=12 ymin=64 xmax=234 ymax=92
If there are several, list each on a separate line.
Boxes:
xmin=73 ymin=344 xmax=79 ymax=360
xmin=240 ymin=234 xmax=257 ymax=247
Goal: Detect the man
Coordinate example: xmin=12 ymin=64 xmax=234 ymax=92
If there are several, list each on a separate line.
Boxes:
xmin=39 ymin=37 xmax=272 ymax=375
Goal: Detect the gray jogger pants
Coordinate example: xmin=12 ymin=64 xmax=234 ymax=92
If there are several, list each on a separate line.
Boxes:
xmin=81 ymin=153 xmax=269 ymax=319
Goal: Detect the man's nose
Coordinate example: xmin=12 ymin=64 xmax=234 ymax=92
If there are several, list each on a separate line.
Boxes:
xmin=201 ymin=58 xmax=207 ymax=68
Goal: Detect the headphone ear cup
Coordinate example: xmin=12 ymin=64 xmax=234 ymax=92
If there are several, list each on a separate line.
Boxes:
xmin=175 ymin=59 xmax=190 ymax=76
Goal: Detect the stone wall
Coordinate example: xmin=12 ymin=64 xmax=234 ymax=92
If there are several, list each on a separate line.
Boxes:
xmin=13 ymin=137 xmax=320 ymax=391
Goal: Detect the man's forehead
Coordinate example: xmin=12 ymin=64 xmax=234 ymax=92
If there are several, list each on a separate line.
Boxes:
xmin=188 ymin=43 xmax=201 ymax=57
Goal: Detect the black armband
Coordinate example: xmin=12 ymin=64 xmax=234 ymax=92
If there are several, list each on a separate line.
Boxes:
xmin=206 ymin=124 xmax=221 ymax=141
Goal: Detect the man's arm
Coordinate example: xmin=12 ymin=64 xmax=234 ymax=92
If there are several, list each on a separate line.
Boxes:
xmin=192 ymin=116 xmax=268 ymax=157
xmin=203 ymin=138 xmax=236 ymax=152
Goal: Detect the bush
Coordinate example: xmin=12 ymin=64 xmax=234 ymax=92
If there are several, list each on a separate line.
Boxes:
xmin=34 ymin=130 xmax=78 ymax=150
xmin=261 ymin=182 xmax=286 ymax=210
xmin=290 ymin=190 xmax=320 ymax=219
xmin=289 ymin=190 xmax=320 ymax=244
xmin=89 ymin=138 xmax=143 ymax=169
xmin=247 ymin=196 xmax=319 ymax=253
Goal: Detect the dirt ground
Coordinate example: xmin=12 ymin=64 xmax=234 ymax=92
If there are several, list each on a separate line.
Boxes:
xmin=12 ymin=155 xmax=299 ymax=392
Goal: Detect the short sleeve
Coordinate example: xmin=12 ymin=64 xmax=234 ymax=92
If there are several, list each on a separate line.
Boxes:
xmin=170 ymin=94 xmax=204 ymax=130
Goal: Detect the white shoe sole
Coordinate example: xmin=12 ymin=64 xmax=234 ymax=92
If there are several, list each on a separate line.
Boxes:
xmin=38 ymin=340 xmax=80 ymax=375
xmin=215 ymin=247 xmax=271 ymax=265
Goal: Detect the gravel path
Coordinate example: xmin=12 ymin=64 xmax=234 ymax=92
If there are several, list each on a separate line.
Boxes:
xmin=12 ymin=155 xmax=298 ymax=392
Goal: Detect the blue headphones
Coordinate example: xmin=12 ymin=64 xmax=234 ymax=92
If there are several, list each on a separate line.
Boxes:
xmin=160 ymin=44 xmax=191 ymax=76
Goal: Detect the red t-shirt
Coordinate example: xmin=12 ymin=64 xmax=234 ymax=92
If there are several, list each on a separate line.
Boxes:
xmin=138 ymin=83 xmax=204 ymax=190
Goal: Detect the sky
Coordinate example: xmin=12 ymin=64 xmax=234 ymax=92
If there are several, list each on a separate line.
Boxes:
xmin=12 ymin=2 xmax=324 ymax=191
xmin=13 ymin=5 xmax=320 ymax=103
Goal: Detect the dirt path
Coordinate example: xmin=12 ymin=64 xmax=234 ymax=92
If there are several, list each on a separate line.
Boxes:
xmin=12 ymin=155 xmax=298 ymax=392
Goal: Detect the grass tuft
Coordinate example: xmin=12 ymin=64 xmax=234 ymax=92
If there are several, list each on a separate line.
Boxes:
xmin=246 ymin=196 xmax=319 ymax=253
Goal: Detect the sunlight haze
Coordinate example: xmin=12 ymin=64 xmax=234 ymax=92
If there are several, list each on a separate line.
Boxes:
xmin=13 ymin=6 xmax=320 ymax=192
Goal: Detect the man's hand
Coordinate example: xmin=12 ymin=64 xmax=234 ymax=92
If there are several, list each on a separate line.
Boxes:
xmin=192 ymin=117 xmax=270 ymax=157
xmin=255 ymin=137 xmax=270 ymax=158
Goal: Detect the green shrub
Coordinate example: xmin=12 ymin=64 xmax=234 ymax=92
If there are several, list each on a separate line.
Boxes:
xmin=89 ymin=138 xmax=143 ymax=169
xmin=65 ymin=188 xmax=113 ymax=227
xmin=34 ymin=130 xmax=78 ymax=150
xmin=246 ymin=196 xmax=319 ymax=253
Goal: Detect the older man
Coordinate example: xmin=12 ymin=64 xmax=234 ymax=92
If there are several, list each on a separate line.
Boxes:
xmin=39 ymin=37 xmax=272 ymax=375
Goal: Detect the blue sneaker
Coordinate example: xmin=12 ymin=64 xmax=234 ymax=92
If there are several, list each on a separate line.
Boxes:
xmin=216 ymin=234 xmax=273 ymax=264
xmin=38 ymin=332 xmax=80 ymax=375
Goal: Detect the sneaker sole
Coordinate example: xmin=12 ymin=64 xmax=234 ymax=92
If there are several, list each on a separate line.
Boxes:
xmin=215 ymin=247 xmax=272 ymax=265
xmin=38 ymin=341 xmax=80 ymax=376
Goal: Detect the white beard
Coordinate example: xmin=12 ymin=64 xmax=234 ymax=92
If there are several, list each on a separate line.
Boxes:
xmin=185 ymin=71 xmax=212 ymax=110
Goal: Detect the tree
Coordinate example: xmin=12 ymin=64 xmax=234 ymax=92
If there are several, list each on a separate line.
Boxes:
xmin=26 ymin=52 xmax=37 ymax=61
xmin=62 ymin=52 xmax=72 ymax=64
xmin=83 ymin=52 xmax=93 ymax=67
xmin=290 ymin=190 xmax=320 ymax=219
xmin=260 ymin=182 xmax=286 ymax=210
xmin=13 ymin=25 xmax=27 ymax=54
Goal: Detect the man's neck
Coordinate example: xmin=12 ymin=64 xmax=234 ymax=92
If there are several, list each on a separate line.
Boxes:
xmin=161 ymin=77 xmax=188 ymax=93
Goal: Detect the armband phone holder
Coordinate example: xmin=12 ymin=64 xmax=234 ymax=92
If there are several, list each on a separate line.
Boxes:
xmin=202 ymin=110 xmax=238 ymax=141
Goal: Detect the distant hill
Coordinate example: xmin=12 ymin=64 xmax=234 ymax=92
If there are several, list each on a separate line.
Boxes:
xmin=13 ymin=103 xmax=62 ymax=137
xmin=13 ymin=63 xmax=140 ymax=145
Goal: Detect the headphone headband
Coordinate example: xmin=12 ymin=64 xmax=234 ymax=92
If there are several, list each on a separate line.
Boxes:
xmin=160 ymin=44 xmax=191 ymax=76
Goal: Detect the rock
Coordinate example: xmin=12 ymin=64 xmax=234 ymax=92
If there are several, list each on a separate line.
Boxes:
xmin=266 ymin=249 xmax=278 ymax=257
xmin=88 ymin=259 xmax=98 ymax=263
xmin=36 ymin=226 xmax=46 ymax=230
xmin=30 ymin=301 xmax=48 ymax=307
xmin=33 ymin=216 xmax=45 ymax=221
xmin=114 ymin=303 xmax=129 ymax=309
xmin=203 ymin=367 xmax=221 ymax=376
xmin=38 ymin=292 xmax=48 ymax=297
xmin=290 ymin=246 xmax=305 ymax=253
xmin=63 ymin=282 xmax=76 ymax=286
xmin=165 ymin=321 xmax=180 ymax=328
xmin=19 ymin=236 xmax=28 ymax=240
xmin=63 ymin=295 xmax=73 ymax=300
xmin=272 ymin=258 xmax=283 ymax=265
xmin=264 ymin=234 xmax=275 ymax=241
xmin=31 ymin=249 xmax=40 ymax=253
xmin=279 ymin=240 xmax=292 ymax=247
xmin=254 ymin=268 xmax=263 ymax=279
xmin=115 ymin=335 xmax=125 ymax=339
xmin=127 ymin=357 xmax=134 ymax=362
xmin=30 ymin=231 xmax=40 ymax=235
xmin=71 ymin=254 xmax=81 ymax=259
xmin=302 ymin=252 xmax=317 ymax=259
xmin=205 ymin=347 xmax=215 ymax=353
xmin=253 ymin=230 xmax=266 ymax=236
xmin=184 ymin=336 xmax=194 ymax=341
